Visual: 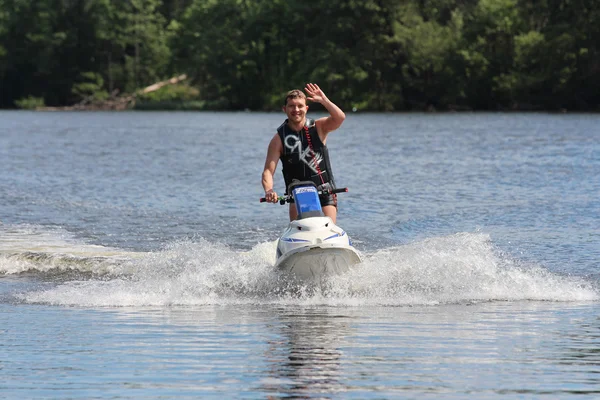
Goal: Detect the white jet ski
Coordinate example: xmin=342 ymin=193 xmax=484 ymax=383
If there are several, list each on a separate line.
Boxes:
xmin=261 ymin=181 xmax=361 ymax=281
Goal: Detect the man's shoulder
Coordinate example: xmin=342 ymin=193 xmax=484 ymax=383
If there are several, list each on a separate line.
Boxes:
xmin=276 ymin=120 xmax=288 ymax=135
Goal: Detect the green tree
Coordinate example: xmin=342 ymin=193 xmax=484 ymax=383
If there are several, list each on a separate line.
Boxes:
xmin=116 ymin=0 xmax=171 ymax=93
xmin=0 ymin=0 xmax=63 ymax=106
xmin=458 ymin=0 xmax=527 ymax=109
xmin=306 ymin=0 xmax=406 ymax=111
xmin=173 ymin=0 xmax=275 ymax=109
xmin=392 ymin=3 xmax=465 ymax=110
xmin=0 ymin=0 xmax=171 ymax=107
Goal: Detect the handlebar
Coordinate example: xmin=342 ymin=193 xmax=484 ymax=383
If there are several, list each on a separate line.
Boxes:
xmin=260 ymin=187 xmax=348 ymax=204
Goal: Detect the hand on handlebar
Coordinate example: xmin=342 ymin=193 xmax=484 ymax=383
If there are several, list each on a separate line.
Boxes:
xmin=264 ymin=189 xmax=279 ymax=203
xmin=260 ymin=187 xmax=348 ymax=203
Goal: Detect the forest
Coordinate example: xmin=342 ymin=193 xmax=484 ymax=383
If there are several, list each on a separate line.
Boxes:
xmin=0 ymin=0 xmax=598 ymax=111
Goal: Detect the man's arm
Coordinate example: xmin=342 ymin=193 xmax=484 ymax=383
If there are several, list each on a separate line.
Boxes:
xmin=262 ymin=133 xmax=282 ymax=203
xmin=305 ymin=83 xmax=346 ymax=142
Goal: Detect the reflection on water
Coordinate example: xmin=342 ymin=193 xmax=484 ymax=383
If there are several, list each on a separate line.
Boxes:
xmin=556 ymin=315 xmax=600 ymax=377
xmin=2 ymin=302 xmax=600 ymax=398
xmin=256 ymin=303 xmax=600 ymax=398
xmin=261 ymin=307 xmax=349 ymax=398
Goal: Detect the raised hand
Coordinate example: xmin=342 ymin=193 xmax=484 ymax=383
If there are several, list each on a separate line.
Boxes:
xmin=305 ymin=83 xmax=328 ymax=104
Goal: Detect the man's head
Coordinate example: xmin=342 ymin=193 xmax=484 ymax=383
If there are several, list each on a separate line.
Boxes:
xmin=283 ymin=89 xmax=308 ymax=124
xmin=284 ymin=89 xmax=306 ymax=106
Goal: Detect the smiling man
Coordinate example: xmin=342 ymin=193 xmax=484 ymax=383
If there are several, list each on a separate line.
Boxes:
xmin=261 ymin=83 xmax=346 ymax=222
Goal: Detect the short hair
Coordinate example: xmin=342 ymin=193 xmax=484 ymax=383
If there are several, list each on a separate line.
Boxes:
xmin=284 ymin=89 xmax=306 ymax=106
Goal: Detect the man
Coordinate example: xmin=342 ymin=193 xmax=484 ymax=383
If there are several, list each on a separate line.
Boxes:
xmin=262 ymin=83 xmax=346 ymax=223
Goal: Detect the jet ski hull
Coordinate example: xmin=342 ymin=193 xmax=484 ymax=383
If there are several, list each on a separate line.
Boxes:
xmin=275 ymin=244 xmax=361 ymax=281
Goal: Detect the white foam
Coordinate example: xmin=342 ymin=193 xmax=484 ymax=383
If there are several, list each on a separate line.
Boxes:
xmin=0 ymin=224 xmax=141 ymax=275
xmin=329 ymin=233 xmax=598 ymax=304
xmin=18 ymin=232 xmax=598 ymax=307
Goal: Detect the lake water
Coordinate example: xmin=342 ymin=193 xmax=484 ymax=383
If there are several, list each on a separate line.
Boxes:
xmin=0 ymin=110 xmax=599 ymax=399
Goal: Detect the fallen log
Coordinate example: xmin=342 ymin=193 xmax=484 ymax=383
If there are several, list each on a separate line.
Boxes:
xmin=37 ymin=74 xmax=188 ymax=111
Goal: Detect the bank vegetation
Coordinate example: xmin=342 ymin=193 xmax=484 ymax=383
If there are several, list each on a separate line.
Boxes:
xmin=1 ymin=0 xmax=598 ymax=111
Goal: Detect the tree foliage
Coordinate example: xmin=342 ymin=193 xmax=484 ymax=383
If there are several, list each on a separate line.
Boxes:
xmin=1 ymin=0 xmax=598 ymax=110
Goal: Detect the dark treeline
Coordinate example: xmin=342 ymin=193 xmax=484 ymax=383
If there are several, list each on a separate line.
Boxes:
xmin=1 ymin=0 xmax=598 ymax=111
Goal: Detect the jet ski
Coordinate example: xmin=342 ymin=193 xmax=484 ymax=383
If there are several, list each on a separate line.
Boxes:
xmin=261 ymin=181 xmax=362 ymax=281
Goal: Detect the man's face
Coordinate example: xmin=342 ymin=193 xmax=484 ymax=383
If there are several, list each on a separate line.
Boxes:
xmin=283 ymin=97 xmax=308 ymax=124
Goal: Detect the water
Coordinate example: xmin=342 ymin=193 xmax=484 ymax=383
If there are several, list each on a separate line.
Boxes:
xmin=0 ymin=110 xmax=599 ymax=398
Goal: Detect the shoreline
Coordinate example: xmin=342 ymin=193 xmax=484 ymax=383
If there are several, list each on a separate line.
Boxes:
xmin=11 ymin=107 xmax=599 ymax=114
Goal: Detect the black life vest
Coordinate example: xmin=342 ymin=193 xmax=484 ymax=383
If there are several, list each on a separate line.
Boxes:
xmin=277 ymin=118 xmax=336 ymax=192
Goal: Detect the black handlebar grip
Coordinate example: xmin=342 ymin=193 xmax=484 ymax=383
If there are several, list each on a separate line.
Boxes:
xmin=331 ymin=188 xmax=349 ymax=194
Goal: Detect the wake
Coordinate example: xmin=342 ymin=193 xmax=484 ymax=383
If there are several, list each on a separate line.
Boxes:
xmin=3 ymin=225 xmax=596 ymax=306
